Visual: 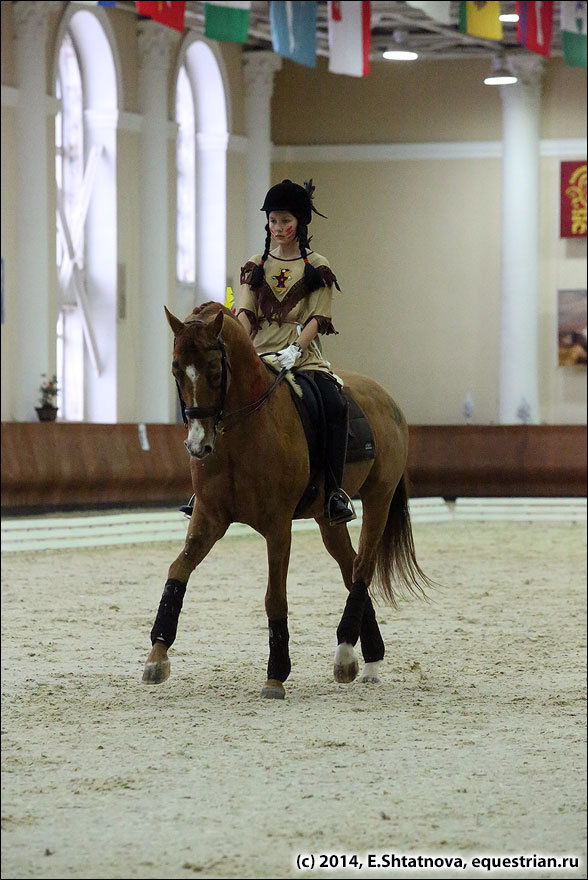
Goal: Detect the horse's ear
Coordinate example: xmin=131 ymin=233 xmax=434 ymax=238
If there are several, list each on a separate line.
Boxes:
xmin=164 ymin=306 xmax=184 ymax=337
xmin=208 ymin=309 xmax=224 ymax=339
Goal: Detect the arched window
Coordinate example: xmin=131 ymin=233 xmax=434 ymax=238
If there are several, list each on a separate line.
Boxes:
xmin=175 ymin=39 xmax=229 ymax=317
xmin=176 ymin=64 xmax=196 ymax=286
xmin=54 ymin=8 xmax=118 ymax=423
xmin=55 ymin=33 xmax=85 ymax=421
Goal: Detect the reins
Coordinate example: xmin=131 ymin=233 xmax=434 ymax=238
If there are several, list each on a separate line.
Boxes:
xmin=179 ymin=334 xmax=287 ymax=434
xmin=218 ymin=365 xmax=288 ymax=433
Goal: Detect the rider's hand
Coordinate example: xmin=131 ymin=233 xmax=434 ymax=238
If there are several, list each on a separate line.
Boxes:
xmin=277 ymin=342 xmax=303 ymax=370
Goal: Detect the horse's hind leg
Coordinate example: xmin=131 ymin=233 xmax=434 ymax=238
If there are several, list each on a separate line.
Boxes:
xmin=317 ymin=519 xmax=385 ymax=684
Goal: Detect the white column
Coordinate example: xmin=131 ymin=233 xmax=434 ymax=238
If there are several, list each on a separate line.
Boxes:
xmin=498 ymin=56 xmax=544 ymax=424
xmin=137 ymin=21 xmax=173 ymax=423
xmin=195 ymin=130 xmax=229 ymax=304
xmin=243 ymin=52 xmax=282 ymax=259
xmin=13 ymin=2 xmax=53 ymax=421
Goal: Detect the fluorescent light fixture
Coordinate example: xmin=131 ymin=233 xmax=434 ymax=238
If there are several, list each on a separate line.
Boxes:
xmin=499 ymin=13 xmax=519 ymax=22
xmin=383 ymin=50 xmax=418 ymax=61
xmin=484 ymin=73 xmax=518 ymax=84
xmin=484 ymin=55 xmax=518 ymax=85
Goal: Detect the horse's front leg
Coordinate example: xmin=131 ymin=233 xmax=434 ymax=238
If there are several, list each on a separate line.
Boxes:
xmin=261 ymin=524 xmax=293 ymax=700
xmin=142 ymin=508 xmax=228 ymax=684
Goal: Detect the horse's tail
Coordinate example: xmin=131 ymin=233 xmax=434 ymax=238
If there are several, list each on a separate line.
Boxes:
xmin=373 ymin=473 xmax=434 ymax=608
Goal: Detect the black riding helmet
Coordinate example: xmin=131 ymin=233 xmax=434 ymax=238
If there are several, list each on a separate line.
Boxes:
xmin=249 ymin=179 xmax=327 ymax=293
xmin=260 ymin=179 xmax=326 ymax=226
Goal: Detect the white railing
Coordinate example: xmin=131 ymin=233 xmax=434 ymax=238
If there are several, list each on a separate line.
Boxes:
xmin=1 ymin=498 xmax=585 ymax=554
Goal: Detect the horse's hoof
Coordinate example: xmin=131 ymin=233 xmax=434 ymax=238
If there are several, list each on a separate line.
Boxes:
xmin=142 ymin=659 xmax=170 ymax=684
xmin=361 ymin=660 xmax=382 ymax=683
xmin=261 ymin=679 xmax=286 ymax=700
xmin=333 ymin=643 xmax=359 ymax=683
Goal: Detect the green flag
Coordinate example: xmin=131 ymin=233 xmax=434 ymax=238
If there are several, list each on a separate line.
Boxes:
xmin=204 ymin=1 xmax=251 ymax=43
xmin=561 ymin=1 xmax=587 ymax=67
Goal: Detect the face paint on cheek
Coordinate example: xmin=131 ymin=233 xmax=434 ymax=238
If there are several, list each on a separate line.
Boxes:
xmin=285 ymin=226 xmax=294 ymax=236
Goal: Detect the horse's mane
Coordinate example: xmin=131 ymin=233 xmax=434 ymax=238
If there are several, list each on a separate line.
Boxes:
xmin=184 ymin=301 xmax=238 ymax=325
xmin=182 ymin=301 xmax=259 ymax=362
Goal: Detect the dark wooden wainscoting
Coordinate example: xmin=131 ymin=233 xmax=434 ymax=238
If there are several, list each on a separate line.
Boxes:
xmin=1 ymin=422 xmax=586 ymax=513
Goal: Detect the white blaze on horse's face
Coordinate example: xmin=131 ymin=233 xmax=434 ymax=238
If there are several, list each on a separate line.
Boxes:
xmin=184 ymin=365 xmax=215 ymax=459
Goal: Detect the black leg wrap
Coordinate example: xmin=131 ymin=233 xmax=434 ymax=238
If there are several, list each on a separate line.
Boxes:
xmin=360 ymin=596 xmax=385 ymax=663
xmin=337 ymin=581 xmax=369 ymax=647
xmin=150 ymin=579 xmax=187 ymax=647
xmin=267 ymin=618 xmax=291 ymax=683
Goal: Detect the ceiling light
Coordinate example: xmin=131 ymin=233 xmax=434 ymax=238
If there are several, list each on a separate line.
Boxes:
xmin=484 ymin=55 xmax=517 ymax=85
xmin=383 ymin=50 xmax=419 ymax=61
xmin=499 ymin=13 xmax=519 ymax=23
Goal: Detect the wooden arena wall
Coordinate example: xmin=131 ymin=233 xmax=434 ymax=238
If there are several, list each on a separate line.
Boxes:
xmin=1 ymin=423 xmax=586 ymax=514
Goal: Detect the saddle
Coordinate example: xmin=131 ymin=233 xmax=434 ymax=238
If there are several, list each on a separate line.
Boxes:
xmin=262 ymin=360 xmax=376 ymax=519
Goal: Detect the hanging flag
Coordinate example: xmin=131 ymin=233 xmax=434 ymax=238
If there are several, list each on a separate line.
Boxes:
xmin=270 ymin=1 xmax=317 ymax=68
xmin=516 ymin=1 xmax=553 ymax=57
xmin=561 ymin=1 xmax=587 ymax=67
xmin=204 ymin=2 xmax=251 ymax=43
xmin=406 ymin=1 xmax=451 ymax=24
xmin=135 ymin=1 xmax=186 ymax=32
xmin=328 ymin=1 xmax=371 ymax=77
xmin=561 ymin=161 xmax=587 ymax=237
xmin=459 ymin=1 xmax=502 ymax=40
xmin=74 ymin=1 xmax=117 ymax=5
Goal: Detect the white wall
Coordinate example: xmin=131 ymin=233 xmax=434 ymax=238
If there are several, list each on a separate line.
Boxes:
xmin=1 ymin=3 xmax=586 ymax=425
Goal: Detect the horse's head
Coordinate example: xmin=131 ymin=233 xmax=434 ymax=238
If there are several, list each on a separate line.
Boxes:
xmin=165 ymin=305 xmax=228 ymax=459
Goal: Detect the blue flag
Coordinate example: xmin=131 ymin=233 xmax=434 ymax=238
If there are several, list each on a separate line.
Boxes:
xmin=270 ymin=1 xmax=317 ymax=68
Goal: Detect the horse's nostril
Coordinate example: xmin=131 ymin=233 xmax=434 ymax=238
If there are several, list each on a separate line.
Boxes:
xmin=203 ymin=445 xmax=212 ymax=455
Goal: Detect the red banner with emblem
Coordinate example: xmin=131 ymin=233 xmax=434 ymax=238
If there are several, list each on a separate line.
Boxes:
xmin=560 ymin=160 xmax=587 ymax=238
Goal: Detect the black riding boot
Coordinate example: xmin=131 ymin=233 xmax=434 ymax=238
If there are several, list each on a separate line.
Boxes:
xmin=325 ymin=417 xmax=356 ymax=525
xmin=316 ymin=379 xmax=356 ymax=526
xmin=179 ymin=494 xmax=195 ymax=518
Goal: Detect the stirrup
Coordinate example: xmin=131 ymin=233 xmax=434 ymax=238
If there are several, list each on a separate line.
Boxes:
xmin=326 ymin=489 xmax=357 ymax=526
xmin=179 ymin=494 xmax=195 ymax=519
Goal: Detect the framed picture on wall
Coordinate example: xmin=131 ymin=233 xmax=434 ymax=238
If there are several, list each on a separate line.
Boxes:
xmin=558 ymin=289 xmax=587 ymax=367
xmin=560 ymin=161 xmax=587 ymax=238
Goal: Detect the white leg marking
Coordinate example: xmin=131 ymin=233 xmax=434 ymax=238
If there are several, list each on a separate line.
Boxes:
xmin=361 ymin=660 xmax=382 ymax=683
xmin=333 ymin=642 xmax=359 ymax=683
xmin=334 ymin=643 xmax=357 ymax=666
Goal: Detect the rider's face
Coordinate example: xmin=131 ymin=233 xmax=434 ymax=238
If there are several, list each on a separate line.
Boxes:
xmin=268 ymin=211 xmax=298 ymax=244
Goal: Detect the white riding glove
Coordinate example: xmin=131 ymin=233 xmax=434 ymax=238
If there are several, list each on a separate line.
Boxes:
xmin=277 ymin=342 xmax=303 ymax=370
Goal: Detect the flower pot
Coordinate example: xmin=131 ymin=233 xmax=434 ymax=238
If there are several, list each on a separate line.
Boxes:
xmin=35 ymin=404 xmax=58 ymax=422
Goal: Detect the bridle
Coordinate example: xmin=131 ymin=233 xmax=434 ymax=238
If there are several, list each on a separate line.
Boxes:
xmin=177 ymin=334 xmax=287 ymax=436
xmin=182 ymin=334 xmax=229 ymax=435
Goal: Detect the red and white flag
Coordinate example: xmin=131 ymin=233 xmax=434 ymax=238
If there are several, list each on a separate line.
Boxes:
xmin=135 ymin=2 xmax=186 ymax=33
xmin=516 ymin=0 xmax=554 ymax=57
xmin=328 ymin=1 xmax=371 ymax=77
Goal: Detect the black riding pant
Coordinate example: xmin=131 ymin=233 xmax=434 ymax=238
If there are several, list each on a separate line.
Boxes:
xmin=311 ymin=371 xmax=349 ymax=495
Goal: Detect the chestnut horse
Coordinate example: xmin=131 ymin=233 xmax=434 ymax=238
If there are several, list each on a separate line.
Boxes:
xmin=143 ymin=302 xmax=432 ymax=699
